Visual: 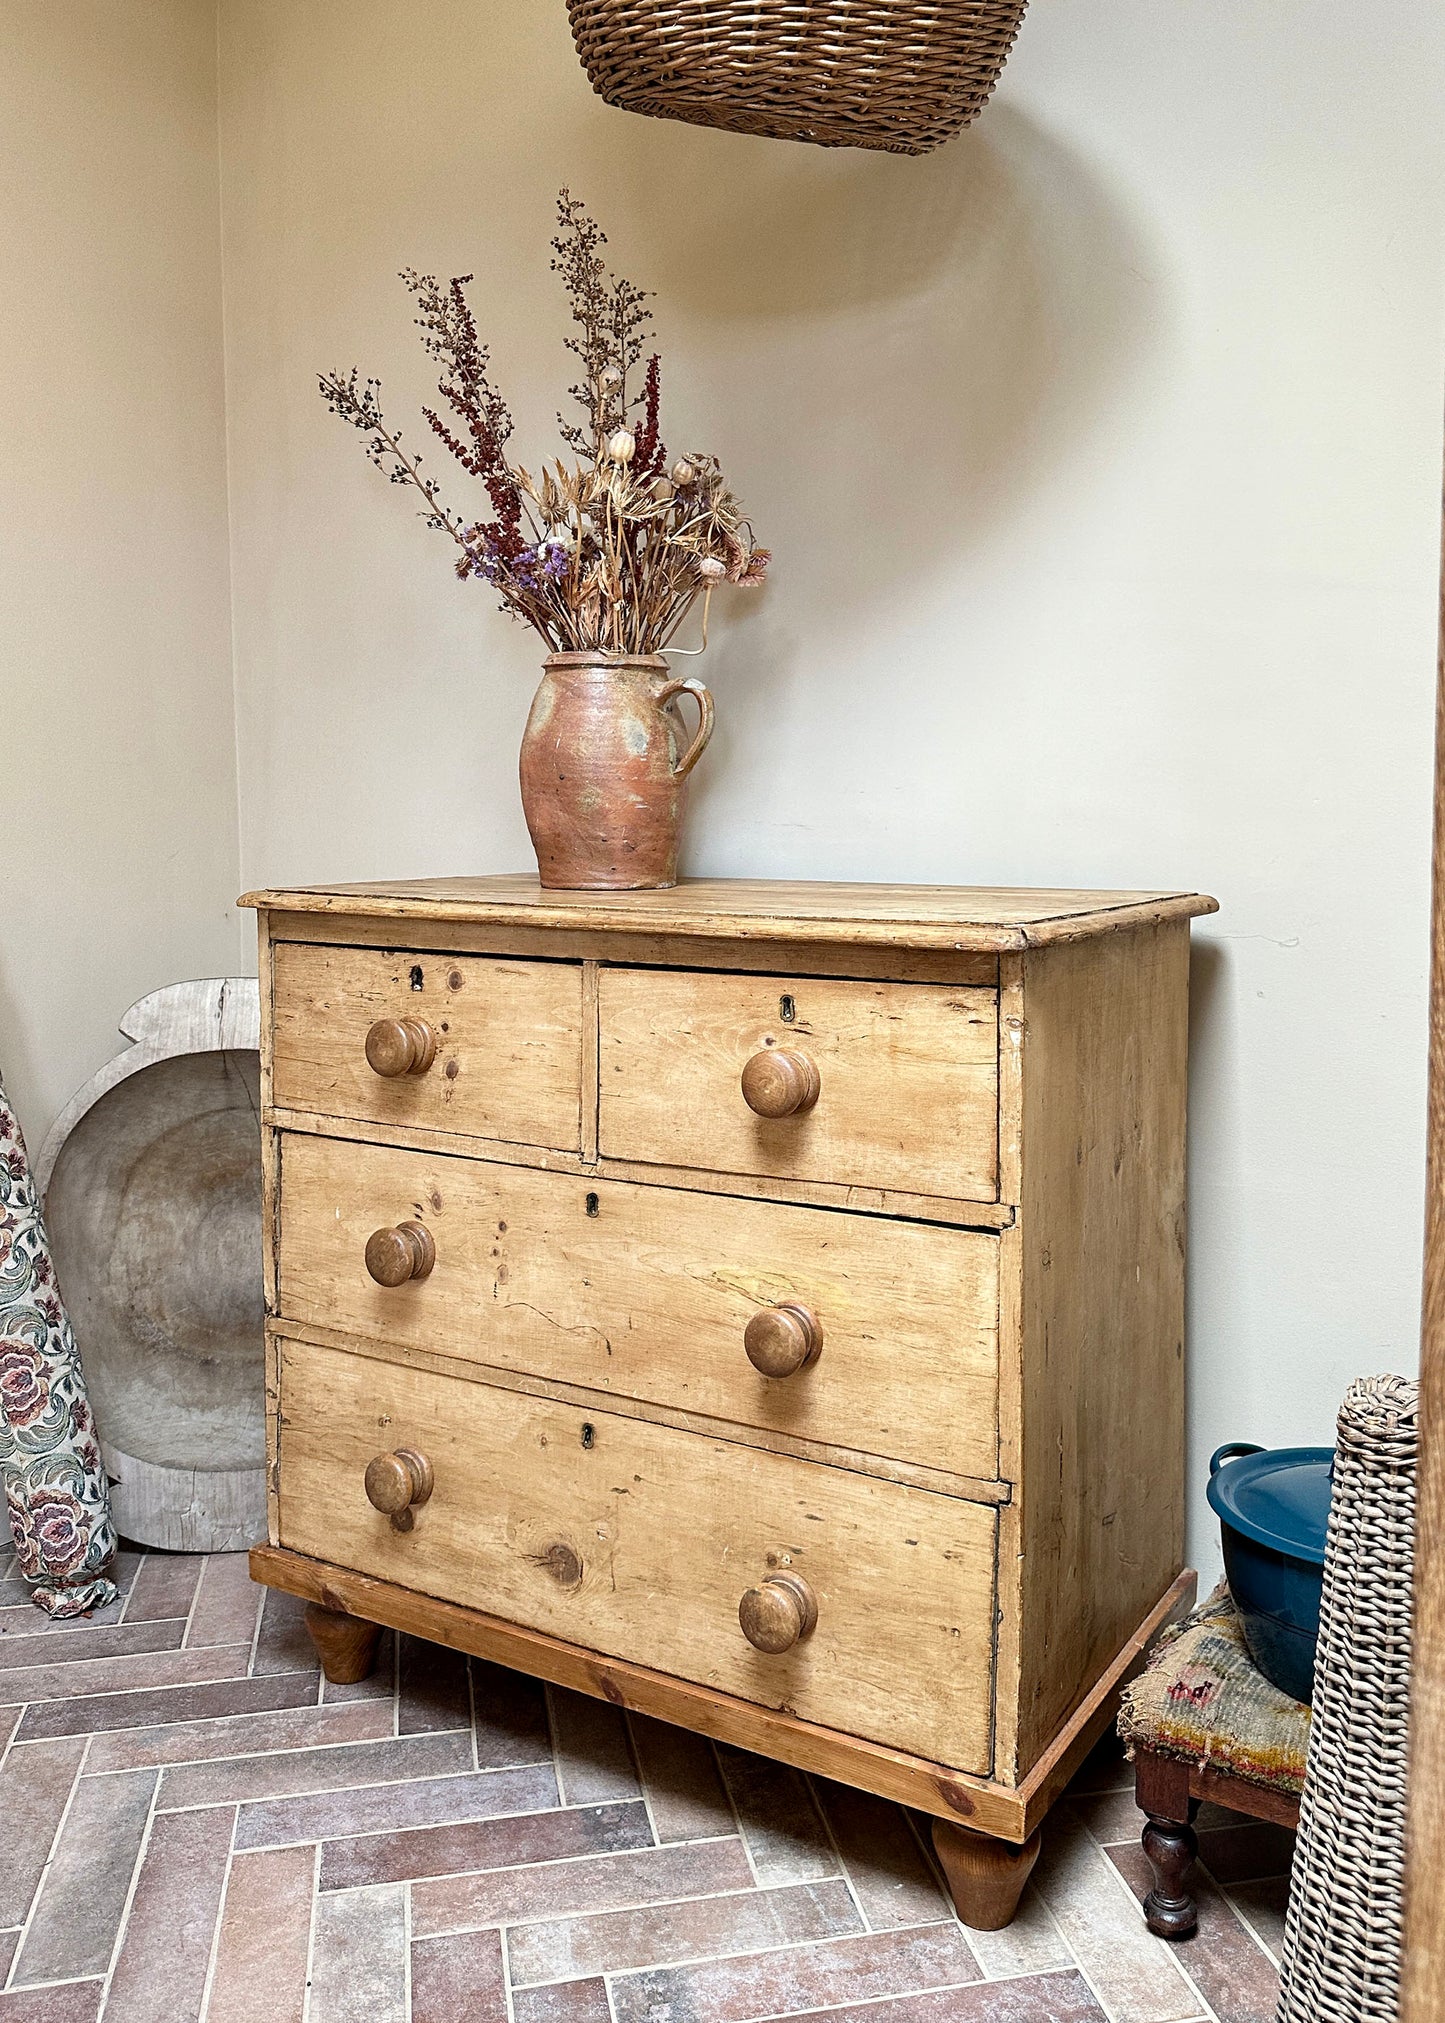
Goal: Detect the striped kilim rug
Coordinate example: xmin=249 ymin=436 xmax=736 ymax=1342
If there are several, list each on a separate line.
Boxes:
xmin=1119 ymin=1583 xmax=1309 ymax=1796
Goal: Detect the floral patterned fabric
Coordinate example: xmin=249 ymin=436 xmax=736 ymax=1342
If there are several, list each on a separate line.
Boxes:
xmin=0 ymin=1074 xmax=118 ymax=1616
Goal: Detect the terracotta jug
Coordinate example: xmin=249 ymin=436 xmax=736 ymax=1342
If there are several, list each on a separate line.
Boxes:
xmin=519 ymin=652 xmax=715 ymax=890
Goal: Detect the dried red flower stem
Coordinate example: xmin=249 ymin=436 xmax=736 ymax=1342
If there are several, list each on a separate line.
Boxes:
xmin=320 ymin=194 xmax=767 ymax=655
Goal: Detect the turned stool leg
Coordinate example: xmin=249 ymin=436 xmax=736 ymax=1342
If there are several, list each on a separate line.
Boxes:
xmin=1135 ymin=1747 xmax=1199 ymax=1938
xmin=304 ymin=1602 xmax=382 ymax=1684
xmin=931 ymin=1819 xmax=1043 ymax=1930
xmin=1142 ymin=1811 xmax=1199 ymax=1938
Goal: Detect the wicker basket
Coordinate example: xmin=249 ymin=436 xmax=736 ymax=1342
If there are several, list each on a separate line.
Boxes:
xmin=566 ymin=0 xmax=1032 ymax=156
xmin=1277 ymin=1373 xmax=1417 ymax=2023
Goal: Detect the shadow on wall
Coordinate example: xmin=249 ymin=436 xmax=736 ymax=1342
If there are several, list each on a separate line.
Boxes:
xmin=1185 ymin=934 xmax=1229 ymax=1558
xmin=568 ymin=97 xmax=1171 ymax=818
xmin=582 ymin=100 xmax=1168 ymax=564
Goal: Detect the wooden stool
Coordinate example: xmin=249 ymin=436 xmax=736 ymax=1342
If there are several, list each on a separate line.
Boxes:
xmin=1120 ymin=1586 xmax=1307 ymax=1938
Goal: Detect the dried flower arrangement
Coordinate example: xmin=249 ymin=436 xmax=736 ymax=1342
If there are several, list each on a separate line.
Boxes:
xmin=319 ymin=192 xmax=769 ymax=657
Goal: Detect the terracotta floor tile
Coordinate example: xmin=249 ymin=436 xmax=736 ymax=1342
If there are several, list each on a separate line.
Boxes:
xmin=123 ymin=1554 xmax=204 ymax=1625
xmin=608 ymin=1920 xmax=983 ymax=2023
xmin=1228 ymin=1873 xmax=1290 ymax=1961
xmin=321 ymin=1797 xmax=654 ymax=1890
xmin=0 ymin=1644 xmax=250 ymax=1708
xmin=410 ymin=1927 xmax=507 ymax=2022
xmin=811 ymin=1782 xmax=949 ymax=1931
xmin=12 ymin=1767 xmax=157 ymax=1984
xmin=511 ymin=1875 xmax=861 ymax=1988
xmin=112 ymin=1550 xmax=146 ymax=1595
xmin=0 ymin=1594 xmax=126 ymax=1635
xmin=1194 ymin=1800 xmax=1254 ymax=1831
xmin=512 ymin=1980 xmax=612 ymax=2023
xmin=1194 ymin=1820 xmax=1296 ymax=1886
xmin=754 ymin=1967 xmax=1110 ymax=2021
xmin=102 ymin=1803 xmax=235 ymax=2023
xmin=548 ymin=1686 xmax=641 ymax=1805
xmin=628 ymin=1714 xmax=735 ymax=1843
xmin=399 ymin=1635 xmax=471 ymax=1734
xmin=1067 ymin=1733 xmax=1134 ymax=1795
xmin=1031 ymin=1811 xmax=1204 ymax=2023
xmin=235 ymin=1761 xmax=559 ymax=1849
xmin=715 ymin=1747 xmax=838 ymax=1885
xmin=184 ymin=1553 xmax=262 ymax=1650
xmin=1111 ymin=1843 xmax=1279 ymax=2022
xmin=204 ymin=1843 xmax=315 ymax=2023
xmin=308 ymin=1882 xmax=407 ymax=2023
xmin=157 ymin=1726 xmax=471 ymax=1808
xmin=0 ymin=1620 xmax=184 ymax=1670
xmin=1069 ymin=1786 xmax=1148 ymax=1846
xmin=413 ymin=1835 xmax=754 ymax=1938
xmin=953 ymin=1882 xmax=1073 ymax=1977
xmin=320 ymin=1627 xmax=395 ymax=1700
xmin=250 ymin=1588 xmax=317 ymax=1677
xmin=0 ymin=1983 xmax=104 ymax=2021
xmin=16 ymin=1668 xmax=320 ymax=1740
xmin=0 ymin=1737 xmax=87 ymax=1925
xmin=85 ymin=1695 xmax=389 ymax=1770
xmin=471 ymin=1658 xmax=552 ymax=1768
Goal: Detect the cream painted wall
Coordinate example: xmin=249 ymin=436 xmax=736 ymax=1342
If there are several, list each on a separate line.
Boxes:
xmin=0 ymin=0 xmax=1422 ymax=1579
xmin=0 ymin=2 xmax=243 ymax=1149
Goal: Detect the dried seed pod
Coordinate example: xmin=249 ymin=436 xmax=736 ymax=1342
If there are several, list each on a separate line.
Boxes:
xmin=608 ymin=429 xmax=636 ymax=464
xmin=599 ymin=364 xmax=623 ymax=390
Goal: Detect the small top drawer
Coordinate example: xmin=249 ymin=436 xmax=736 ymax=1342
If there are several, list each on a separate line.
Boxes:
xmin=598 ymin=968 xmax=999 ymax=1202
xmin=271 ymin=943 xmax=584 ymax=1152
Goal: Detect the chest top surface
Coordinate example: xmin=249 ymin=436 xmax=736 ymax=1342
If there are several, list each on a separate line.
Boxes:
xmin=241 ymin=874 xmax=1218 ymax=952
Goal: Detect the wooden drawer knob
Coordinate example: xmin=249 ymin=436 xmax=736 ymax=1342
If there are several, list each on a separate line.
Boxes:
xmin=744 ymin=1303 xmax=823 ymax=1378
xmin=365 ymin=1017 xmax=437 ymax=1078
xmin=739 ymin=1571 xmax=818 ymax=1653
xmin=364 ymin=1446 xmax=434 ymax=1532
xmin=363 ymin=1220 xmax=436 ymax=1287
xmin=740 ymin=1048 xmax=820 ymax=1119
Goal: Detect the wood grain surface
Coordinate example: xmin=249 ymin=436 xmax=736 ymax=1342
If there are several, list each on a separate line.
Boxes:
xmin=241 ymin=874 xmax=1218 ymax=952
xmin=1002 ymin=921 xmax=1192 ymax=1776
xmin=598 ymin=968 xmax=999 ymax=1201
xmin=274 ymin=1335 xmax=999 ymax=1772
xmin=247 ymin=1550 xmax=1195 ymax=1840
xmin=1404 ymin=533 xmax=1445 ymax=2023
xmin=276 ymin=1131 xmax=1001 ymax=1481
xmin=271 ymin=941 xmax=584 ymax=1152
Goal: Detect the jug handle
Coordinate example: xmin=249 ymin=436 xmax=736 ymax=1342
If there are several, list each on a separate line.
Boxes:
xmin=1210 ymin=1442 xmax=1264 ymax=1476
xmin=658 ymin=677 xmax=715 ymax=780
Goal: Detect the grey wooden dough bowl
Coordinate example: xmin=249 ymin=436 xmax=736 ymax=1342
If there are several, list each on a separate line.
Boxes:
xmin=36 ymin=980 xmax=265 ymax=1552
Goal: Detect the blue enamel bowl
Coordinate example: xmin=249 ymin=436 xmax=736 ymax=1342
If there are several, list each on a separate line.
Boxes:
xmin=1206 ymin=1442 xmax=1333 ymax=1705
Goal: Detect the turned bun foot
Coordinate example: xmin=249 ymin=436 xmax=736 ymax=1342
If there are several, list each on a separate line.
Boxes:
xmin=304 ymin=1601 xmax=383 ymax=1684
xmin=1142 ymin=1812 xmax=1199 ymax=1938
xmin=931 ymin=1818 xmax=1043 ymax=1930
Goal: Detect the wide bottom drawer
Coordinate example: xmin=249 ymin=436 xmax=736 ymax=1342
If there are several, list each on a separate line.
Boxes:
xmin=275 ymin=1336 xmax=998 ymax=1773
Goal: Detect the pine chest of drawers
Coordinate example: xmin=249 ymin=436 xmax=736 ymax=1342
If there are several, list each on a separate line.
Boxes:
xmin=245 ymin=875 xmax=1215 ymax=1925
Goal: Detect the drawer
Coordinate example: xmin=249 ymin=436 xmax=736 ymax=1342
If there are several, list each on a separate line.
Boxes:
xmin=276 ymin=1335 xmax=997 ymax=1770
xmin=598 ymin=968 xmax=999 ymax=1201
xmin=271 ymin=943 xmax=583 ymax=1152
xmin=278 ymin=1132 xmax=1000 ymax=1481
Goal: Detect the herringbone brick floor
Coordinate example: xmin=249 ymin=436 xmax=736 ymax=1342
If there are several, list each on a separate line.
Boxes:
xmin=0 ymin=1548 xmax=1291 ymax=2022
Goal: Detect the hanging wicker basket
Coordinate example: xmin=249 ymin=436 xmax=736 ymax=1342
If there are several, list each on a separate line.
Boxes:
xmin=567 ymin=0 xmax=1032 ymax=157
